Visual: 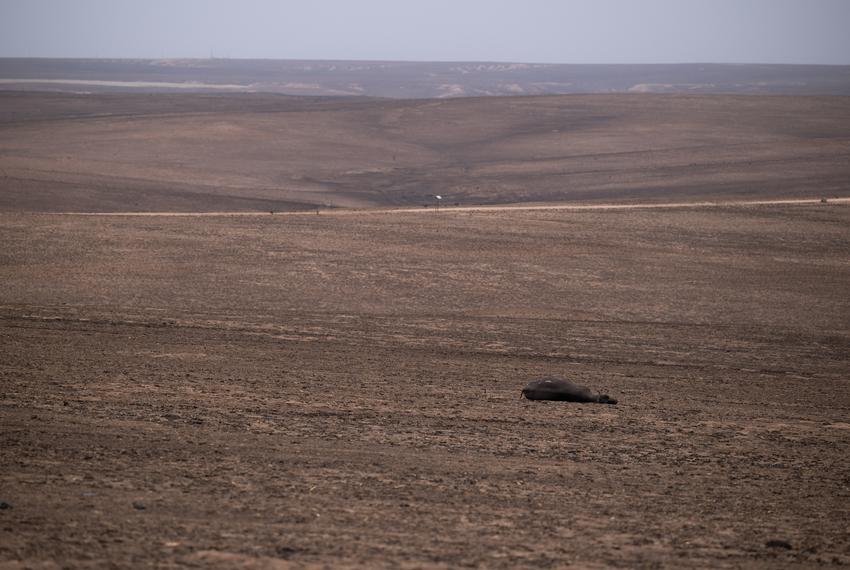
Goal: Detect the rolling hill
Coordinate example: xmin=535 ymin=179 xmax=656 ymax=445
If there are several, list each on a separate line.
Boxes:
xmin=1 ymin=91 xmax=849 ymax=212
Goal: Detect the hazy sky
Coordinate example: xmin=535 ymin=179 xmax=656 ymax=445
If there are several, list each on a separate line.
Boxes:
xmin=1 ymin=0 xmax=849 ymax=64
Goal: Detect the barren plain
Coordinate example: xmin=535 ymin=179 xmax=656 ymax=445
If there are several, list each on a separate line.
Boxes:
xmin=1 ymin=90 xmax=849 ymax=569
xmin=2 ymin=202 xmax=849 ymax=568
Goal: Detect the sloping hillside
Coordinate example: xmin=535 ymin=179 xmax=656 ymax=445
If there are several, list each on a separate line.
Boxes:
xmin=1 ymin=92 xmax=849 ymax=211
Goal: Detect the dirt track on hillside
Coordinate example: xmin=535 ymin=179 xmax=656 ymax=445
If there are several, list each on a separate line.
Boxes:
xmin=50 ymin=196 xmax=850 ymax=217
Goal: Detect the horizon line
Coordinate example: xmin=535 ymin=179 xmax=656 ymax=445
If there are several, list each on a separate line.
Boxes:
xmin=2 ymin=56 xmax=850 ymax=67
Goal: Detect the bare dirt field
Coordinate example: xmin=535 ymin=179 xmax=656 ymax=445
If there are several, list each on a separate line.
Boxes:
xmin=2 ymin=92 xmax=850 ymax=212
xmin=2 ymin=202 xmax=849 ymax=568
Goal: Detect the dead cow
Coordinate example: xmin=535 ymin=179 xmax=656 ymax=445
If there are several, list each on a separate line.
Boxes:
xmin=521 ymin=376 xmax=617 ymax=404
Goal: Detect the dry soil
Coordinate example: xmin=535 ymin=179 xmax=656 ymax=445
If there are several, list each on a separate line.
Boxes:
xmin=2 ymin=203 xmax=849 ymax=568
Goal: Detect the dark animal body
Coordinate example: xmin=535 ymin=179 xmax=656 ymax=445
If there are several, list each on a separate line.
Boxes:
xmin=521 ymin=376 xmax=617 ymax=404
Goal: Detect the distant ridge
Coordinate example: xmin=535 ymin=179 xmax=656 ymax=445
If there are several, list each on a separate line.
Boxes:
xmin=2 ymin=58 xmax=850 ymax=97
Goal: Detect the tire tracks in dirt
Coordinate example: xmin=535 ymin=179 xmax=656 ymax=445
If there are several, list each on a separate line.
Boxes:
xmin=29 ymin=195 xmax=850 ymax=217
